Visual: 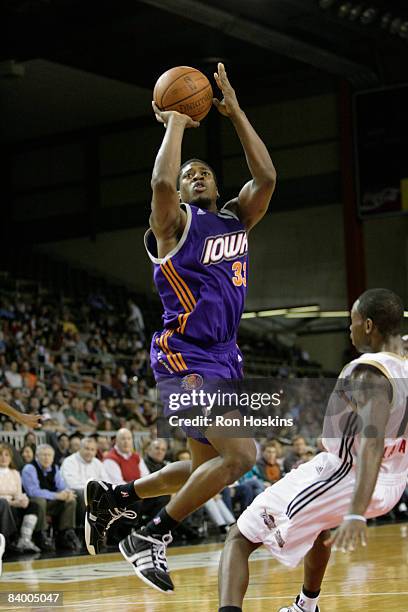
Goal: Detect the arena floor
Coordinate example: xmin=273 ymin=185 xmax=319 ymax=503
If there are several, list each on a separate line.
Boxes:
xmin=1 ymin=523 xmax=408 ymax=611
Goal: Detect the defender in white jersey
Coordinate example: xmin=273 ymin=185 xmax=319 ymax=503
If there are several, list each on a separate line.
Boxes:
xmin=218 ymin=288 xmax=407 ymax=612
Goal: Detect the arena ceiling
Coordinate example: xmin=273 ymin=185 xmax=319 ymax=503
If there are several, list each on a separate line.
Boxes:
xmin=1 ymin=0 xmax=408 ymax=141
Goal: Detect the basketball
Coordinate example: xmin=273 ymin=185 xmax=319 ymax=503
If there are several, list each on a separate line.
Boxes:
xmin=153 ymin=66 xmax=213 ymax=122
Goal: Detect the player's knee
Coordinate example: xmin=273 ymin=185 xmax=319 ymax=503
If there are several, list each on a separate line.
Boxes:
xmin=224 ymin=523 xmax=242 ymax=545
xmin=223 ymin=450 xmax=256 ymax=484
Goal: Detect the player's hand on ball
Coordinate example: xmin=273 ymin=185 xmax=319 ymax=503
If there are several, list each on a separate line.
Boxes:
xmin=152 ymin=102 xmax=200 ymax=129
xmin=324 ymin=519 xmax=367 ymax=553
xmin=213 ymin=62 xmax=241 ymax=118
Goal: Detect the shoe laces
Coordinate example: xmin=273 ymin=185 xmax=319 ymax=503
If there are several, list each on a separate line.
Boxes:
xmin=151 ymin=532 xmax=173 ymax=573
xmin=105 ymin=507 xmax=138 ymax=532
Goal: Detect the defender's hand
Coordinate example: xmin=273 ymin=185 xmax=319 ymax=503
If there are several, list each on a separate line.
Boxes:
xmin=324 ymin=519 xmax=367 ymax=552
xmin=20 ymin=413 xmax=42 ymax=429
xmin=152 ymin=102 xmax=200 ymax=129
xmin=213 ymin=63 xmax=241 ymax=118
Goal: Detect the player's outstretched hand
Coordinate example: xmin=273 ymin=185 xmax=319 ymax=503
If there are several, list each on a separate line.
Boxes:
xmin=20 ymin=413 xmax=42 ymax=429
xmin=213 ymin=62 xmax=241 ymax=119
xmin=152 ymin=102 xmax=200 ymax=129
xmin=324 ymin=519 xmax=367 ymax=553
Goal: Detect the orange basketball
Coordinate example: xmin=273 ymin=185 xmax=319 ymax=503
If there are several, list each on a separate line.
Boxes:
xmin=153 ymin=66 xmax=213 ymax=122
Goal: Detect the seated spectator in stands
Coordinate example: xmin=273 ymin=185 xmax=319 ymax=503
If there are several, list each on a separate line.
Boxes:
xmin=20 ymin=362 xmax=37 ymax=391
xmin=127 ymin=298 xmax=145 ymax=337
xmin=68 ymin=433 xmax=82 ymax=455
xmin=256 ymin=443 xmax=282 ymax=485
xmin=139 ymin=439 xmax=170 ymax=522
xmin=134 ymin=400 xmax=157 ymax=428
xmin=283 ymin=435 xmax=308 ymax=473
xmin=103 ymin=428 xmax=148 ymax=484
xmin=238 ymin=467 xmax=265 ymax=498
xmin=0 ymin=444 xmax=40 ymax=552
xmin=5 ymin=362 xmax=23 ymax=389
xmin=10 ymin=388 xmax=26 ymax=413
xmin=21 ymin=444 xmax=35 ymax=465
xmin=23 ymin=431 xmax=37 ymax=450
xmin=2 ymin=420 xmax=14 ymax=432
xmin=95 ymin=399 xmax=119 ymax=429
xmin=21 ymin=444 xmax=80 ymax=552
xmin=53 ymin=433 xmax=70 ymax=466
xmin=93 ymin=434 xmax=111 ymax=460
xmin=83 ymin=399 xmax=96 ymax=424
xmin=45 ymin=402 xmax=68 ymax=432
xmin=60 ymin=437 xmax=108 ymax=528
xmin=64 ymin=396 xmax=96 ymax=433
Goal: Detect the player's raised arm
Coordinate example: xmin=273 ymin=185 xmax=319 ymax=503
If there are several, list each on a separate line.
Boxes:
xmin=0 ymin=399 xmax=42 ymax=429
xmin=213 ymin=63 xmax=276 ymax=231
xmin=150 ymin=103 xmax=199 ymax=240
xmin=325 ymin=365 xmax=392 ymax=551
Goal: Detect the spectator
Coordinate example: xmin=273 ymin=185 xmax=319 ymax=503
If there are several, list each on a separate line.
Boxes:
xmin=103 ymin=428 xmax=148 ymax=484
xmin=139 ymin=440 xmax=170 ymax=522
xmin=68 ymin=433 xmax=82 ymax=455
xmin=93 ymin=434 xmax=111 ymax=461
xmin=0 ymin=444 xmax=40 ymax=552
xmin=256 ymin=443 xmax=282 ymax=485
xmin=21 ymin=444 xmax=80 ymax=552
xmin=20 ymin=444 xmax=35 ymax=465
xmin=64 ymin=397 xmax=96 ymax=433
xmin=60 ymin=437 xmax=108 ymax=528
xmin=20 ymin=362 xmax=37 ymax=391
xmin=53 ymin=433 xmax=70 ymax=466
xmin=5 ymin=362 xmax=23 ymax=389
xmin=127 ymin=298 xmax=145 ymax=335
xmin=283 ymin=436 xmax=308 ymax=473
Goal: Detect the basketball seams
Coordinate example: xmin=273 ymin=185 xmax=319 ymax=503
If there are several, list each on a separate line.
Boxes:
xmin=163 ymin=82 xmax=212 ymax=111
xmin=158 ymin=69 xmax=200 ymax=109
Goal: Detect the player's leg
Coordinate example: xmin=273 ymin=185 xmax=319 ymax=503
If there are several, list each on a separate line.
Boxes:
xmin=118 ymin=433 xmax=255 ymax=592
xmin=163 ymin=434 xmax=255 ymax=521
xmin=218 ymin=524 xmax=261 ymax=611
xmin=279 ymin=531 xmax=331 ymax=612
xmin=85 ymin=440 xmax=218 ymax=555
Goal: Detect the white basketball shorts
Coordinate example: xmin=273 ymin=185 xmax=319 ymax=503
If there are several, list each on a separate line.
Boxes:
xmin=237 ymin=452 xmax=406 ymax=568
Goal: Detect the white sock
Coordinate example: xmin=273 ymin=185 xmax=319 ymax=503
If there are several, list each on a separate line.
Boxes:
xmin=20 ymin=514 xmax=37 ymax=540
xmin=297 ymin=590 xmax=319 ymax=612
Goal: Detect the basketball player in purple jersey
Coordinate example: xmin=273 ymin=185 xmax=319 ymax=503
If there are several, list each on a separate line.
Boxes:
xmin=85 ymin=63 xmax=276 ymax=592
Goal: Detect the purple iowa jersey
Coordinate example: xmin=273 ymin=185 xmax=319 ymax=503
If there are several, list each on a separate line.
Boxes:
xmin=144 ymin=203 xmax=248 ymax=349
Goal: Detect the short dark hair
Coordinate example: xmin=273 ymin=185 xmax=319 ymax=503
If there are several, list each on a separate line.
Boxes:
xmin=357 ymin=288 xmax=404 ymax=337
xmin=177 ymin=158 xmax=218 ymax=189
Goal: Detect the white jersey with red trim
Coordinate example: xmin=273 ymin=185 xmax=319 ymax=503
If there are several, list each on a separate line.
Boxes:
xmin=322 ymin=351 xmax=408 ymax=477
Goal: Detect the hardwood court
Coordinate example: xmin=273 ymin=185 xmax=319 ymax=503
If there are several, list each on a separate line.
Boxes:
xmin=1 ymin=523 xmax=408 ymax=611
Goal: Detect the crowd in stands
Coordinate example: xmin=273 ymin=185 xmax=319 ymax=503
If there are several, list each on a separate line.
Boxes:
xmin=1 ymin=290 xmax=407 ymax=559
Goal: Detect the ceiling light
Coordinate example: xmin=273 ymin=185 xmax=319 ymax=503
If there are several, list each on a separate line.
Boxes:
xmin=241 ymin=312 xmax=257 ymax=319
xmin=338 ymin=2 xmax=352 ymax=18
xmin=360 ymin=7 xmax=378 ymax=25
xmin=257 ymin=309 xmax=288 ymax=317
xmin=285 ymin=313 xmax=319 ymax=319
xmin=390 ymin=17 xmax=402 ymax=34
xmin=400 ymin=21 xmax=408 ymax=39
xmin=288 ymin=305 xmax=320 ymax=313
xmin=319 ymin=311 xmax=350 ymax=317
xmin=349 ymin=4 xmax=363 ymax=21
xmin=380 ymin=12 xmax=393 ymax=29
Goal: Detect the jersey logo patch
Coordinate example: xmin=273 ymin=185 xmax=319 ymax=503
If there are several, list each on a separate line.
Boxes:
xmin=197 ymin=209 xmax=206 ymax=215
xmin=181 ymin=373 xmax=204 ymax=390
xmin=201 ymin=230 xmax=248 ymax=265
